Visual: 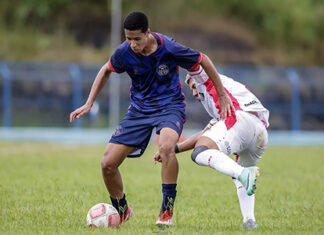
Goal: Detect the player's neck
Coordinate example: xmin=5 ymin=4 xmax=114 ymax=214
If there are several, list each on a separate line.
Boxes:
xmin=140 ymin=33 xmax=158 ymax=56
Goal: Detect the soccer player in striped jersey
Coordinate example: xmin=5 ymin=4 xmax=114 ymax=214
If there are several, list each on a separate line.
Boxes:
xmin=154 ymin=66 xmax=269 ymax=229
xmin=70 ymin=11 xmax=234 ymax=228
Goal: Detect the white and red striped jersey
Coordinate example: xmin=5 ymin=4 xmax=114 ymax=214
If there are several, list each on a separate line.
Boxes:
xmin=188 ymin=66 xmax=269 ymax=129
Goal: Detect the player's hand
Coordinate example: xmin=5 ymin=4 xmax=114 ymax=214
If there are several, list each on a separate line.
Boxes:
xmin=153 ymin=151 xmax=162 ymax=164
xmin=69 ymin=103 xmax=92 ymax=123
xmin=219 ymin=93 xmax=235 ymax=120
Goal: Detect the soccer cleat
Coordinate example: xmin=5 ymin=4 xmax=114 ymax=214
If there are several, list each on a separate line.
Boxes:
xmin=120 ymin=206 xmax=133 ymax=224
xmin=155 ymin=210 xmax=173 ymax=227
xmin=243 ymin=219 xmax=258 ymax=229
xmin=238 ymin=166 xmax=260 ymax=196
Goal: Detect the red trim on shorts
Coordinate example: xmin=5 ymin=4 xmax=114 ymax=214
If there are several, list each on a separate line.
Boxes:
xmin=108 ymin=58 xmax=116 ymax=72
xmin=190 ymin=53 xmax=203 ymax=70
xmin=262 ymin=120 xmax=269 ymax=129
xmin=234 ymin=153 xmax=239 ymax=162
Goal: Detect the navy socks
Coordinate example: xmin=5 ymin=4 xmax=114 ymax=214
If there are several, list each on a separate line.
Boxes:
xmin=110 ymin=194 xmax=128 ymax=215
xmin=161 ymin=184 xmax=177 ymax=212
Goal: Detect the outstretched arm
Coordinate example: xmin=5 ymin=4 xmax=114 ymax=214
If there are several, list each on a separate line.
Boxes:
xmin=176 ymin=131 xmax=204 ymax=153
xmin=70 ymin=62 xmax=112 ymax=123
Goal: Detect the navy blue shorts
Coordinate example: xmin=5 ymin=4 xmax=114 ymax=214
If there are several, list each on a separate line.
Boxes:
xmin=109 ymin=107 xmax=185 ymax=158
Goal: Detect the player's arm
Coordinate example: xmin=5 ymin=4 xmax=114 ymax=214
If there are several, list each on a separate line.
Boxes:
xmin=70 ymin=62 xmax=112 ymax=123
xmin=198 ymin=54 xmax=235 ymax=120
xmin=175 ymin=130 xmax=204 ymax=153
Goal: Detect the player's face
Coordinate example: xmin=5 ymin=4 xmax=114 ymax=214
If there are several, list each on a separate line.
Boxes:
xmin=125 ymin=29 xmax=149 ymax=54
xmin=188 ymin=78 xmax=201 ymax=102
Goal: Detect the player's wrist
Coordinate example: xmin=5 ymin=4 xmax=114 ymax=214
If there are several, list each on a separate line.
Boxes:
xmin=218 ymin=92 xmax=227 ymax=97
xmin=174 ymin=144 xmax=180 ymax=154
xmin=85 ymin=101 xmax=94 ymax=107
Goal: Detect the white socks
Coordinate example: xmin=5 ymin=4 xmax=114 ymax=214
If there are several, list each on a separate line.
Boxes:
xmin=194 ymin=149 xmax=244 ymax=178
xmin=233 ymin=178 xmax=255 ymax=222
xmin=194 ymin=148 xmax=256 ymax=223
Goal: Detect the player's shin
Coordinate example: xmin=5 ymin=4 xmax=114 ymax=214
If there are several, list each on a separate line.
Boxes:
xmin=191 ymin=146 xmax=244 ymax=178
xmin=233 ymin=178 xmax=256 ymax=222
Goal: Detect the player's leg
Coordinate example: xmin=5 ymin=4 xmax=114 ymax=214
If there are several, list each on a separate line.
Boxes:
xmin=155 ymin=127 xmax=179 ymax=227
xmin=101 ymin=143 xmax=135 ymax=222
xmin=192 ymin=136 xmax=245 ymax=178
xmin=233 ymin=151 xmax=258 ymax=229
xmin=234 ymin=112 xmax=268 ymax=229
xmin=159 ymin=127 xmax=179 ymax=184
xmin=154 ymin=111 xmax=184 ymax=227
xmin=104 ymin=110 xmax=154 ymax=223
xmin=192 ymin=112 xmax=259 ymax=195
xmin=102 ymin=143 xmax=135 ymax=198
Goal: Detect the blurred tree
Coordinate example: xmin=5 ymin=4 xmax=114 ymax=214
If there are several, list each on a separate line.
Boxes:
xmin=0 ymin=0 xmax=323 ymax=65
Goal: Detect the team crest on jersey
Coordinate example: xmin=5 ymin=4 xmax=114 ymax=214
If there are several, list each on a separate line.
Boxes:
xmin=156 ymin=64 xmax=169 ymax=76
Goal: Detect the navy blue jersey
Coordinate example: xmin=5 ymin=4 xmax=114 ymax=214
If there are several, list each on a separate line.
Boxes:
xmin=108 ymin=32 xmax=202 ymax=113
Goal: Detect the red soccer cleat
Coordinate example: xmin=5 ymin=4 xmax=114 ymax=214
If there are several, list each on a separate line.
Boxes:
xmin=120 ymin=206 xmax=133 ymax=224
xmin=155 ymin=210 xmax=173 ymax=227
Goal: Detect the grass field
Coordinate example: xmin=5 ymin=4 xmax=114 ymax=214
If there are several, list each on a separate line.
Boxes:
xmin=0 ymin=142 xmax=323 ymax=234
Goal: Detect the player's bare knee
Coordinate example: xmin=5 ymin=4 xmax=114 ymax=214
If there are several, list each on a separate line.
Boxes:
xmin=101 ymin=154 xmax=116 ymax=174
xmin=158 ymin=142 xmax=174 ymax=157
xmin=191 ymin=145 xmax=209 ymax=163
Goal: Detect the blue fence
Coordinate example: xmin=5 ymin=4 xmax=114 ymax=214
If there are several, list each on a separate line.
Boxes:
xmin=0 ymin=61 xmax=324 ymax=131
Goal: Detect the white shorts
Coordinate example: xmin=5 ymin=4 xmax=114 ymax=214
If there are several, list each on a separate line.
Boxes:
xmin=202 ymin=111 xmax=268 ymax=167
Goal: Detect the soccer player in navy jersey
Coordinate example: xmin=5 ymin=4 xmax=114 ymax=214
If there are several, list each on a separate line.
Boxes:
xmin=70 ymin=11 xmax=234 ymax=227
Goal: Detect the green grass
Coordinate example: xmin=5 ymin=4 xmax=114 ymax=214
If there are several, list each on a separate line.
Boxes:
xmin=0 ymin=142 xmax=323 ymax=234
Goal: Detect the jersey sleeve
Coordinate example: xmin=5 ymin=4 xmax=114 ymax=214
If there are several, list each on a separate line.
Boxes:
xmin=108 ymin=47 xmax=126 ymax=73
xmin=164 ymin=36 xmax=203 ymax=70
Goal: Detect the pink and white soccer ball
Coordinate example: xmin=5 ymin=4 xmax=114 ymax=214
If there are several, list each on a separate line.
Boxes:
xmin=86 ymin=203 xmax=120 ymax=228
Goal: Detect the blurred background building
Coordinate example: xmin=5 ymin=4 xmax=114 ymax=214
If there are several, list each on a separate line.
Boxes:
xmin=0 ymin=0 xmax=323 ymax=144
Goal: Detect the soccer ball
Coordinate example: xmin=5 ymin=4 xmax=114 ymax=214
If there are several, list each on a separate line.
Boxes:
xmin=86 ymin=203 xmax=120 ymax=228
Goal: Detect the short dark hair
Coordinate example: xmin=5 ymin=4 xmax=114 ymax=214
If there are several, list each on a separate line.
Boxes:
xmin=123 ymin=11 xmax=149 ymax=33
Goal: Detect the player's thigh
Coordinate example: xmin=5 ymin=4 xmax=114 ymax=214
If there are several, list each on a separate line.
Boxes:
xmin=159 ymin=127 xmax=179 ymax=148
xmin=155 ymin=110 xmax=185 ymax=138
xmin=248 ymin=120 xmax=268 ymax=160
xmin=109 ymin=112 xmax=154 ymax=158
xmin=237 ymin=115 xmax=268 ymax=167
xmin=202 ymin=120 xmax=242 ymax=155
xmin=156 ymin=110 xmax=185 ymax=152
xmin=102 ymin=143 xmax=135 ymax=167
xmin=202 ymin=111 xmax=257 ymax=155
xmin=237 ymin=149 xmax=259 ymax=167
